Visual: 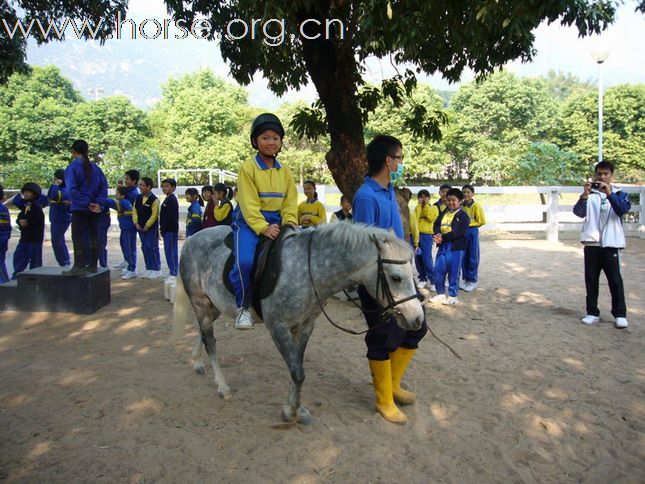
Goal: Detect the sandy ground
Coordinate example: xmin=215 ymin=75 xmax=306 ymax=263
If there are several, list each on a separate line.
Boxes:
xmin=0 ymin=235 xmax=644 ymax=483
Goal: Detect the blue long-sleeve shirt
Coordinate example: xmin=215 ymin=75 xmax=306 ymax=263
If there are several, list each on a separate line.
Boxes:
xmin=46 ymin=184 xmax=71 ymax=223
xmin=126 ymin=185 xmax=140 ymax=204
xmin=64 ymin=157 xmax=108 ymax=212
xmin=0 ymin=203 xmax=11 ymax=240
xmin=573 ymin=190 xmax=631 ymax=218
xmin=352 ymin=177 xmax=404 ymax=239
xmin=105 ymin=198 xmax=135 ymax=231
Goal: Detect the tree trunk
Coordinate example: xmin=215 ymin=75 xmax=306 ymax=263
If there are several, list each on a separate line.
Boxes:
xmin=299 ymin=17 xmax=366 ymax=199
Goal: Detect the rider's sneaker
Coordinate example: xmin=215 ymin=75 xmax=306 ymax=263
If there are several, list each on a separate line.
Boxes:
xmin=235 ymin=308 xmax=254 ymax=330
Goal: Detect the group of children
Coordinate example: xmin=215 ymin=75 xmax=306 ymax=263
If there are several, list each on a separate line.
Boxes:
xmin=409 ymin=183 xmax=486 ymax=305
xmin=0 ymin=168 xmax=236 ymax=283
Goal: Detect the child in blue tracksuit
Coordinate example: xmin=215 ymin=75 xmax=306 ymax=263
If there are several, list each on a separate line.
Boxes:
xmin=133 ymin=177 xmax=162 ymax=279
xmin=230 ymin=113 xmax=299 ymax=330
xmin=184 ymin=188 xmax=203 ymax=237
xmin=0 ymin=185 xmax=11 ymax=283
xmin=432 ymin=188 xmax=470 ymax=305
xmin=106 ymin=187 xmax=137 ymax=279
xmin=12 ymin=183 xmax=45 ymax=278
xmin=160 ymin=179 xmax=179 ymax=279
xmin=461 ymin=184 xmax=486 ymax=292
xmin=47 ymin=169 xmax=72 ymax=267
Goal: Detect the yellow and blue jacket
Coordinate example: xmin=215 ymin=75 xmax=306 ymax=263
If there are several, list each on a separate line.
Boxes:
xmin=214 ymin=199 xmax=234 ymax=226
xmin=415 ymin=203 xmax=438 ymax=234
xmin=298 ymin=199 xmax=327 ymax=227
xmin=236 ymin=154 xmax=298 ymax=235
xmin=462 ymin=200 xmax=486 ymax=227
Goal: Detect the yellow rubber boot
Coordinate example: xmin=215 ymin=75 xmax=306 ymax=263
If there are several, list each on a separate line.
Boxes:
xmin=390 ymin=347 xmax=416 ymax=405
xmin=368 ymin=359 xmax=408 ymax=424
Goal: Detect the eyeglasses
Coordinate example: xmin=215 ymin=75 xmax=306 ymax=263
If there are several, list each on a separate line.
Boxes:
xmin=389 ymin=155 xmax=404 ymax=161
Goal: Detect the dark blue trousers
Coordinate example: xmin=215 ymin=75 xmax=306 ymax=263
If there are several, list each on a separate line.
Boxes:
xmin=50 ymin=220 xmax=70 ymax=266
xmin=434 ymin=241 xmax=464 ymax=297
xmin=0 ymin=238 xmax=9 ymax=283
xmin=98 ymin=215 xmax=110 ymax=268
xmin=358 ymin=285 xmax=427 ymax=360
xmin=417 ymin=233 xmax=435 ymax=284
xmin=162 ymin=231 xmax=178 ymax=276
xmin=139 ymin=229 xmax=160 ymax=271
xmin=462 ymin=227 xmax=480 ymax=283
xmin=12 ymin=242 xmax=43 ymax=279
xmin=120 ymin=229 xmax=137 ymax=272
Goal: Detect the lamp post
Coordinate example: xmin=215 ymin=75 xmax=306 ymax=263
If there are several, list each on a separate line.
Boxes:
xmin=87 ymin=86 xmax=104 ymax=101
xmin=591 ymin=50 xmax=609 ymax=162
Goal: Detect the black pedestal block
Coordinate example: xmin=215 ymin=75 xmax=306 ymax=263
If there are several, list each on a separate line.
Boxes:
xmin=0 ymin=267 xmax=110 ymax=314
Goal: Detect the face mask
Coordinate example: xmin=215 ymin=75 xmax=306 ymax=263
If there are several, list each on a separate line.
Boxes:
xmin=390 ymin=162 xmax=404 ymax=183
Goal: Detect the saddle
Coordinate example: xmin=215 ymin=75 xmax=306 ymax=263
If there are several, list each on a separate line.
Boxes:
xmin=223 ymin=225 xmax=296 ymax=320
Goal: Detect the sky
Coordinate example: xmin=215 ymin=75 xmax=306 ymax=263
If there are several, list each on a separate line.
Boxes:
xmin=25 ymin=0 xmax=645 ymax=109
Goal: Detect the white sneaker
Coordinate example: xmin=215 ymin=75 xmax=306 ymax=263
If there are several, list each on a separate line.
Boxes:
xmin=428 ymin=284 xmax=436 ymax=293
xmin=121 ymin=270 xmax=137 ymax=280
xmin=443 ymin=296 xmax=459 ymax=305
xmin=430 ymin=294 xmax=447 ymax=304
xmin=459 ymin=280 xmax=468 ymax=290
xmin=113 ymin=261 xmax=127 ymax=269
xmin=165 ymin=275 xmax=177 ymax=283
xmin=615 ymin=317 xmax=629 ymax=329
xmin=417 ymin=281 xmax=427 ymax=289
xmin=147 ymin=270 xmax=163 ymax=280
xmin=581 ymin=315 xmax=600 ymax=325
xmin=235 ymin=308 xmax=254 ymax=330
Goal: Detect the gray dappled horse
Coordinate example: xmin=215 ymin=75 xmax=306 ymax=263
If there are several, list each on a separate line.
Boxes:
xmin=172 ymin=222 xmax=425 ymax=423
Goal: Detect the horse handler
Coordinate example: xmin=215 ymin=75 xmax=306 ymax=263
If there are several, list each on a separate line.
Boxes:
xmin=353 ymin=135 xmax=428 ymax=424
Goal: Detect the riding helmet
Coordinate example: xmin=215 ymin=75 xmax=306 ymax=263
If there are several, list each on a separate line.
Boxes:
xmin=21 ymin=182 xmax=42 ymax=197
xmin=250 ymin=113 xmax=285 ymax=149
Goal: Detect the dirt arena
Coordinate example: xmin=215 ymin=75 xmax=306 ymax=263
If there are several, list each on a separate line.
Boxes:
xmin=1 ymin=236 xmax=644 ymax=483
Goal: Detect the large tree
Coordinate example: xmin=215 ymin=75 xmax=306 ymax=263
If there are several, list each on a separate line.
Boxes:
xmin=1 ymin=1 xmax=626 ymax=195
xmin=161 ymin=0 xmax=617 ymax=196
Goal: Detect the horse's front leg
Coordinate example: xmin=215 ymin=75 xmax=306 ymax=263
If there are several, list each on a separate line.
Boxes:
xmin=269 ymin=321 xmax=314 ymax=424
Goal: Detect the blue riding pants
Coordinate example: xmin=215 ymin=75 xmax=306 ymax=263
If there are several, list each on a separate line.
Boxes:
xmin=434 ymin=241 xmax=464 ymax=298
xmin=462 ymin=227 xmax=480 ymax=283
xmin=51 ymin=220 xmax=70 ymax=266
xmin=229 ymin=207 xmax=281 ymax=308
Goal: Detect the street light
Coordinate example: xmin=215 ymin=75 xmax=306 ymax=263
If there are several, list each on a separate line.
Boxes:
xmin=87 ymin=86 xmax=105 ymax=101
xmin=591 ymin=50 xmax=609 ymax=162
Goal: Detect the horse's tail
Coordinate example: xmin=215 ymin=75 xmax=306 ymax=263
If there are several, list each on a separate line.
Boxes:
xmin=172 ymin=274 xmax=193 ymax=341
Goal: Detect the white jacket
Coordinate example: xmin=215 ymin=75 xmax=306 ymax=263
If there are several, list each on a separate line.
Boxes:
xmin=576 ymin=187 xmax=629 ymax=248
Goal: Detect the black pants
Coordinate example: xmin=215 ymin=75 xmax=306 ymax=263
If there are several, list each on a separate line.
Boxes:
xmin=584 ymin=246 xmax=627 ymax=318
xmin=358 ymin=285 xmax=428 ymax=360
xmin=71 ymin=211 xmax=100 ymax=269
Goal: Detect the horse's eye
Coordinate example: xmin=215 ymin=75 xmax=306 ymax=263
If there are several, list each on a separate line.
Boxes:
xmin=391 ymin=275 xmax=402 ymax=283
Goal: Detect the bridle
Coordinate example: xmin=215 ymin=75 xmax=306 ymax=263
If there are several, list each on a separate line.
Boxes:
xmin=306 ymin=231 xmax=423 ymax=335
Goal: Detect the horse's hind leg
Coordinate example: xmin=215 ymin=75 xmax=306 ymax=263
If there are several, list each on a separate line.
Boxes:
xmin=192 ymin=334 xmax=206 ymax=374
xmin=270 ymin=320 xmax=315 ymax=424
xmin=192 ymin=297 xmax=231 ymax=399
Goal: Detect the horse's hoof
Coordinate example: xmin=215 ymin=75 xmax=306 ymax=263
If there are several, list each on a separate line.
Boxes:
xmin=297 ymin=406 xmax=313 ymax=425
xmin=218 ymin=389 xmax=232 ymax=400
xmin=281 ymin=405 xmax=296 ymax=422
xmin=193 ymin=363 xmax=206 ymax=375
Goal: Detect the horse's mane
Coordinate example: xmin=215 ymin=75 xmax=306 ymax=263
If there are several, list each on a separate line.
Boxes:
xmin=312 ymin=222 xmax=413 ymax=258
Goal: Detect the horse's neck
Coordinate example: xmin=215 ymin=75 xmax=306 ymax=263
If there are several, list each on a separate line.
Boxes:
xmin=310 ymin=235 xmax=374 ymax=297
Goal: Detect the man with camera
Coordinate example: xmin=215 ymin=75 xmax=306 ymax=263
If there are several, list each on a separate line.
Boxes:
xmin=573 ymin=160 xmax=631 ymax=329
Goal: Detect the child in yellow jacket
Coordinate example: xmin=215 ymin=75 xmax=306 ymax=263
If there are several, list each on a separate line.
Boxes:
xmin=298 ymin=180 xmax=327 ymax=227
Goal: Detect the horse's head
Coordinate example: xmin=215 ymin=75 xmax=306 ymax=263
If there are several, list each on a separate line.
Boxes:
xmin=359 ymin=234 xmax=425 ymax=331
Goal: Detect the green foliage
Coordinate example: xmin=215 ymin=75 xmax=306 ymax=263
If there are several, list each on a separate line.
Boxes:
xmin=148 ymin=70 xmax=253 ymax=173
xmin=512 ymin=142 xmax=584 ymax=185
xmin=558 ymin=84 xmax=645 ymax=181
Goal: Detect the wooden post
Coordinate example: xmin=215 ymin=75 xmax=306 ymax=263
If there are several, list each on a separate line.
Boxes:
xmin=546 ymin=188 xmax=559 ymax=242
